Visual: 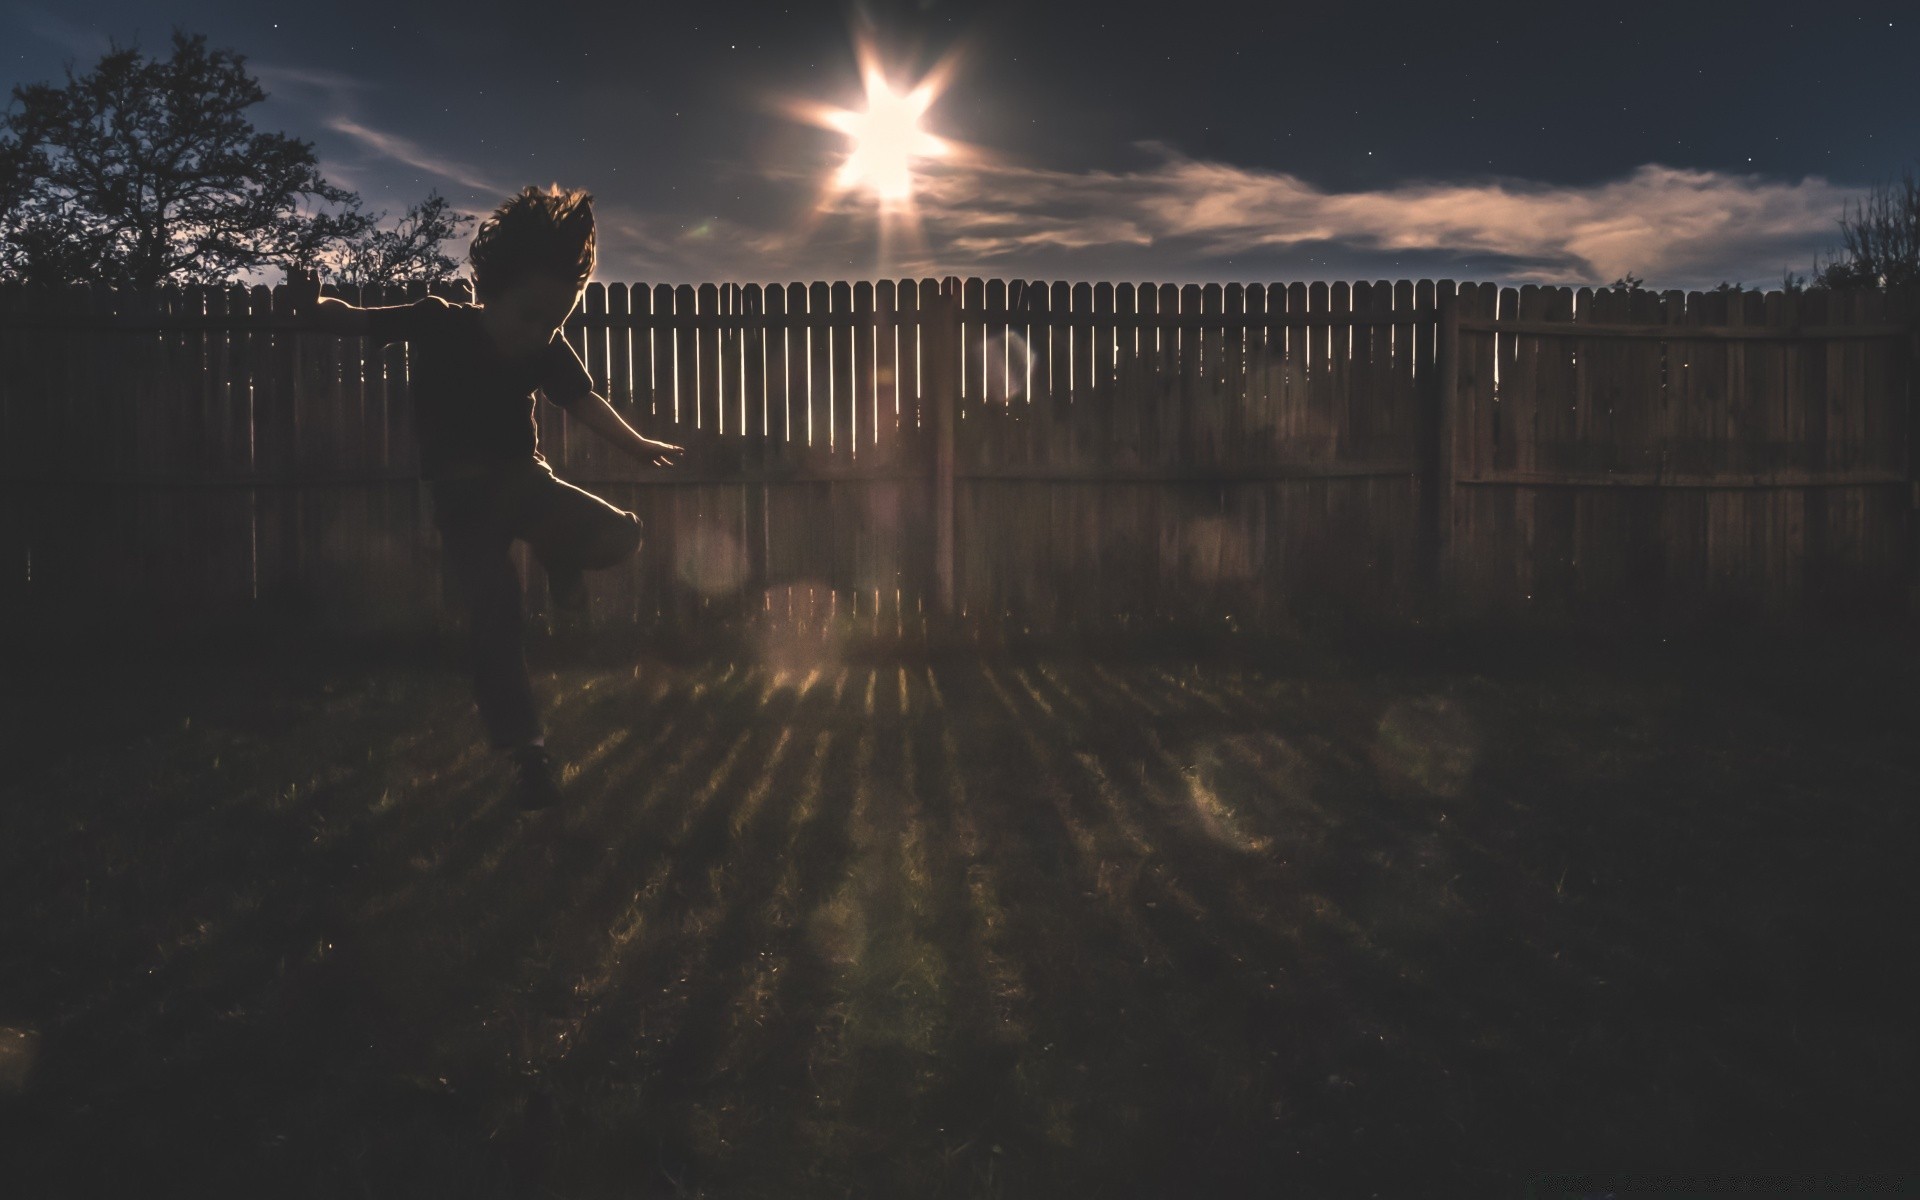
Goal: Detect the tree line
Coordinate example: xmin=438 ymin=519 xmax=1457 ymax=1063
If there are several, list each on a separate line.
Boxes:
xmin=0 ymin=31 xmax=468 ymax=290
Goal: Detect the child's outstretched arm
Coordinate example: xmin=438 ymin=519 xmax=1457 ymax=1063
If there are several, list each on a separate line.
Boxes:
xmin=567 ymin=393 xmax=685 ymax=467
xmin=282 ymin=268 xmax=370 ymax=334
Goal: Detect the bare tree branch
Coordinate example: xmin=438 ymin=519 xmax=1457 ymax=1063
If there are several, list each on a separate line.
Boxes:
xmin=1814 ymin=166 xmax=1920 ymax=296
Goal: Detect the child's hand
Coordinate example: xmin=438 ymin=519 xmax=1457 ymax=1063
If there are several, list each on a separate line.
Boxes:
xmin=284 ymin=267 xmax=323 ymax=318
xmin=639 ymin=438 xmax=684 ymax=468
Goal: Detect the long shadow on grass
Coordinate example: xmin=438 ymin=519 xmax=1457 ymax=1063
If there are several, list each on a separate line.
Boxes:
xmin=1039 ymin=654 xmax=1893 ymax=1186
xmin=5 ymin=660 xmax=774 ymax=1197
xmin=931 ymin=660 xmax=1309 ymax=1194
xmin=987 ymin=656 xmax=1569 ymax=1193
xmin=245 ymin=661 xmax=780 ymax=1191
xmin=542 ymin=664 xmax=870 ymax=1191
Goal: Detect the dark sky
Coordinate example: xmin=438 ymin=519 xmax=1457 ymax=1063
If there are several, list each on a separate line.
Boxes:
xmin=7 ymin=0 xmax=1917 ymax=286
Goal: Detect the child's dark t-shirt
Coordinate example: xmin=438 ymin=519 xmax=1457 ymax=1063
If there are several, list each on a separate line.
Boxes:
xmin=365 ymin=296 xmax=594 ymax=480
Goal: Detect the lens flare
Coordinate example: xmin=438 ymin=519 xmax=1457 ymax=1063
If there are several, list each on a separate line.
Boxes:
xmin=825 ymin=70 xmax=945 ymax=203
xmin=789 ymin=36 xmax=958 ymax=212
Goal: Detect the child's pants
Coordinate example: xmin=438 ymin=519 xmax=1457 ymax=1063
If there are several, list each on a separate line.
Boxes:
xmin=430 ymin=459 xmax=643 ymax=749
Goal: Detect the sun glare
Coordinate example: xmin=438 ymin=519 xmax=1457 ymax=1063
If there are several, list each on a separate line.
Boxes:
xmin=826 ymin=68 xmax=944 ymax=203
xmin=791 ymin=38 xmax=956 ymax=211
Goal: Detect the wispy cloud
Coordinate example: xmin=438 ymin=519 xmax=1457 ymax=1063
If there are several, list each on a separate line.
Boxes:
xmin=1131 ymin=155 xmax=1850 ymax=284
xmin=252 ymin=62 xmax=378 ymax=99
xmin=288 ymin=140 xmax=1859 ymax=287
xmin=254 ymin=63 xmax=687 ymax=273
xmin=322 ymin=116 xmax=508 ymax=197
xmin=252 ymin=61 xmax=503 ymax=218
xmin=772 ymin=148 xmax=1857 ymax=287
xmin=10 ymin=3 xmax=109 ymax=59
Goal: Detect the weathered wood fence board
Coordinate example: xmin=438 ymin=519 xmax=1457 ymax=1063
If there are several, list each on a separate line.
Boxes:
xmin=1445 ymin=283 xmax=1911 ymax=620
xmin=0 ymin=278 xmax=1910 ymax=634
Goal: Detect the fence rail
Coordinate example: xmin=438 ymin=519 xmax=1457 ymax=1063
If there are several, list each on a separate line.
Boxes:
xmin=0 ymin=277 xmax=1911 ymax=635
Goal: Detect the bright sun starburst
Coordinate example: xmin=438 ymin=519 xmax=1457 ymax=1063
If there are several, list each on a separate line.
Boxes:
xmin=794 ymin=39 xmax=955 ymax=209
xmin=825 ymin=70 xmax=944 ymax=202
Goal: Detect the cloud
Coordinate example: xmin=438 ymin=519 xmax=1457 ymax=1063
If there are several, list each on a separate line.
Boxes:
xmin=284 ymin=135 xmax=1856 ymax=287
xmin=313 ymin=157 xmax=365 ymax=196
xmin=785 ymin=148 xmax=1856 ymax=287
xmin=252 ymin=64 xmax=685 ymax=276
xmin=588 ymin=201 xmax=711 ymax=275
xmin=321 ymin=117 xmax=509 ymax=198
xmin=1138 ymin=156 xmax=1850 ymax=284
xmin=250 ymin=61 xmax=501 ymax=217
xmin=252 ymin=63 xmax=378 ymax=99
xmin=9 ymin=4 xmax=110 ymax=59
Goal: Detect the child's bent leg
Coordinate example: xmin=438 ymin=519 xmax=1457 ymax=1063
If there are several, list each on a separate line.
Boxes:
xmin=512 ymin=465 xmax=644 ymax=601
xmin=437 ymin=508 xmax=543 ymax=749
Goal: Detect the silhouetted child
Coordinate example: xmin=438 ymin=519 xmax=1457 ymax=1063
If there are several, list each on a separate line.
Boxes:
xmin=288 ymin=185 xmax=683 ymax=810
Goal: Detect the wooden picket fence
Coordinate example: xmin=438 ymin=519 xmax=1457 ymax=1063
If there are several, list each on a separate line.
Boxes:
xmin=1444 ymin=284 xmax=1913 ymax=619
xmin=0 ymin=277 xmax=1911 ymax=639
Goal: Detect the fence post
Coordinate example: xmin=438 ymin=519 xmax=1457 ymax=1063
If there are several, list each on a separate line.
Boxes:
xmin=931 ymin=278 xmax=959 ymax=618
xmin=1906 ymin=298 xmax=1920 ymax=620
xmin=1427 ymin=285 xmax=1460 ymax=611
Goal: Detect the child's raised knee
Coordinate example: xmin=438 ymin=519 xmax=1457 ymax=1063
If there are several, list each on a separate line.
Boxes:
xmin=587 ymin=511 xmax=642 ymax=568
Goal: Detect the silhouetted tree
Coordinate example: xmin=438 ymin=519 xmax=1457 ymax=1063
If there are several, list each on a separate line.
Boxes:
xmin=1814 ymin=167 xmax=1920 ymax=295
xmin=0 ymin=30 xmax=371 ymax=286
xmin=324 ymin=192 xmax=474 ymax=289
xmin=0 ymin=134 xmax=53 ymax=279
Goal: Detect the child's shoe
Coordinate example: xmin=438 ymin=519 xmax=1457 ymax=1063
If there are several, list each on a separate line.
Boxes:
xmin=510 ymin=744 xmax=564 ymax=811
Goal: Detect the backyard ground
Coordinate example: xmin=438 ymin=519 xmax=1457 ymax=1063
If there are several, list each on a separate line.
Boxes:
xmin=0 ymin=620 xmax=1914 ymax=1198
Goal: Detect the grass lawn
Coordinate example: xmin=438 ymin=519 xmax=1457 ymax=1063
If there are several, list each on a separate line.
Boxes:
xmin=0 ymin=624 xmax=1914 ymax=1198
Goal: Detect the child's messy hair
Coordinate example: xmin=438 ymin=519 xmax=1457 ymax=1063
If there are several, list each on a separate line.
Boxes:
xmin=468 ymin=184 xmax=596 ymax=301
